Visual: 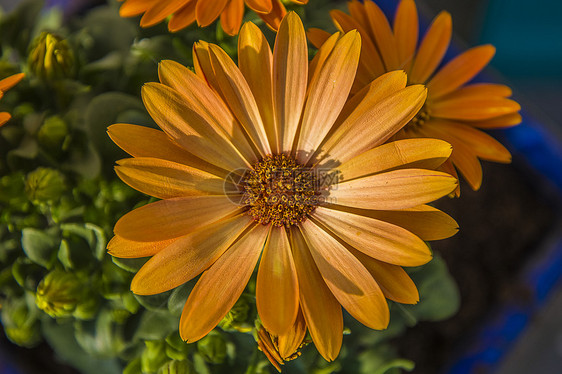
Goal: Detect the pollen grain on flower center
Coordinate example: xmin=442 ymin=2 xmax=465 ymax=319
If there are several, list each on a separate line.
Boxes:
xmin=242 ymin=154 xmax=319 ymax=227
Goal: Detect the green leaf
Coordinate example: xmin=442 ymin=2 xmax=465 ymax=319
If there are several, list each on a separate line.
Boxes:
xmin=135 ymin=289 xmax=173 ymax=312
xmin=133 ymin=310 xmax=179 ymax=341
xmin=167 ymin=281 xmax=195 ymax=316
xmin=111 ymin=256 xmax=148 ymax=273
xmin=21 ymin=227 xmax=59 ymax=268
xmin=74 ymin=308 xmax=126 ymax=358
xmin=42 ymin=317 xmax=122 ymax=374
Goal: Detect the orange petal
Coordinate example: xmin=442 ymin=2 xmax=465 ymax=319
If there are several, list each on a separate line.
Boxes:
xmin=157 ymin=60 xmax=258 ymax=165
xmin=308 ymin=32 xmax=341 ymax=87
xmin=300 ymin=219 xmax=390 ymax=330
xmin=257 ymin=227 xmax=299 ymax=335
xmin=351 ymin=249 xmax=419 ymax=304
xmin=306 ymin=28 xmax=332 ymax=49
xmin=195 ymin=0 xmax=228 ymax=26
xmin=471 ymin=113 xmax=522 ymax=129
xmin=329 ymin=168 xmax=458 ymax=210
xmin=168 ymin=0 xmax=197 ymax=32
xmin=431 ymin=96 xmax=521 ymax=121
xmin=142 ymin=82 xmax=252 ymax=171
xmin=335 ymin=138 xmax=452 ymax=181
xmin=114 ymin=195 xmax=243 ymax=241
xmin=245 ymin=0 xmax=272 ymax=13
xmin=140 ymin=0 xmax=188 ymax=27
xmin=427 ymin=45 xmax=496 ymax=99
xmin=131 ymin=215 xmax=253 ymax=295
xmin=319 ymin=83 xmax=426 ymax=166
xmin=220 ymin=0 xmax=244 ymax=36
xmin=393 ymin=0 xmax=418 ymax=70
xmin=364 ymin=0 xmax=400 ymax=70
xmin=107 ymin=235 xmax=176 ymax=258
xmin=0 ymin=112 xmax=11 ymax=127
xmin=439 ymin=83 xmax=513 ymax=101
xmin=289 ymin=227 xmax=342 ymax=362
xmin=119 ymin=0 xmax=156 ymax=17
xmin=115 ymin=157 xmax=231 ymax=199
xmin=408 ymin=11 xmax=452 ymax=84
xmin=313 ymin=207 xmax=432 ymax=267
xmin=273 ymin=12 xmax=308 ymax=153
xmin=107 ymin=124 xmax=226 ymax=177
xmin=328 ymin=204 xmax=458 ymax=241
xmin=239 ymin=22 xmax=278 ymax=153
xmin=0 ymin=73 xmax=24 ymax=92
xmin=277 ymin=308 xmax=307 ymax=359
xmin=296 ymin=30 xmax=361 ymax=164
xmin=180 ymin=224 xmax=269 ymax=342
xmin=258 ymin=0 xmax=286 ymax=31
xmin=208 ymin=44 xmax=272 ymax=156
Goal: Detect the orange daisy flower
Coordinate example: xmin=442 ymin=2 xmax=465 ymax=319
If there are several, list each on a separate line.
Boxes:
xmin=308 ymin=0 xmax=522 ymax=193
xmin=0 ymin=73 xmax=24 ymax=127
xmin=107 ymin=12 xmax=458 ymax=361
xmin=118 ymin=0 xmax=308 ymax=35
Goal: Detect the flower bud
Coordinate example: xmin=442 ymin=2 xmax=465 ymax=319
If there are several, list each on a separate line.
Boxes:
xmin=197 ymin=331 xmax=227 ymax=364
xmin=35 ymin=269 xmax=82 ymax=318
xmin=219 ymin=295 xmax=253 ymax=333
xmin=141 ymin=340 xmax=168 ymax=374
xmin=1 ymin=298 xmax=41 ymax=347
xmin=37 ymin=115 xmax=68 ymax=152
xmin=157 ymin=360 xmax=195 ymax=374
xmin=165 ymin=332 xmax=190 ymax=361
xmin=28 ymin=32 xmax=75 ymax=81
xmin=25 ymin=167 xmax=65 ymax=203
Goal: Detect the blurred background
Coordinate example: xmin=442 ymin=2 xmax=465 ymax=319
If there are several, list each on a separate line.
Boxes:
xmin=0 ymin=0 xmax=561 ymax=373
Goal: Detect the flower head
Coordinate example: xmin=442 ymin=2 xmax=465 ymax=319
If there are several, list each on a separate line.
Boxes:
xmin=0 ymin=72 xmax=24 ymax=127
xmin=118 ymin=0 xmax=308 ymax=36
xmin=108 ymin=12 xmax=458 ymax=361
xmin=309 ymin=0 xmax=522 ymax=193
xmin=28 ymin=32 xmax=75 ymax=81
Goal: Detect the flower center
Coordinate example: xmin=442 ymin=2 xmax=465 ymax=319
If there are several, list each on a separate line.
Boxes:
xmin=243 ymin=154 xmax=319 ymax=227
xmin=408 ymin=104 xmax=431 ymax=128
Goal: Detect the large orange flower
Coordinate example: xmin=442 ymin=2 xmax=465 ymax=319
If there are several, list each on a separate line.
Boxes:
xmin=107 ymin=13 xmax=458 ymax=362
xmin=309 ymin=0 xmax=522 ymax=193
xmin=118 ymin=0 xmax=308 ymax=35
xmin=0 ymin=73 xmax=24 ymax=127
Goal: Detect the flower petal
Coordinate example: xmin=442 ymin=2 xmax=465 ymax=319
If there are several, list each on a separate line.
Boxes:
xmin=142 ymin=82 xmax=252 ymax=171
xmin=220 ymin=0 xmax=244 ymax=36
xmin=180 ymin=224 xmax=269 ymax=342
xmin=0 ymin=112 xmax=11 ymax=127
xmin=257 ymin=0 xmax=286 ymax=32
xmin=0 ymin=73 xmax=25 ymax=92
xmin=289 ymin=227 xmax=342 ymax=362
xmin=257 ymin=227 xmax=299 ymax=335
xmin=471 ymin=113 xmax=522 ymax=129
xmin=277 ymin=308 xmax=307 ymax=359
xmin=245 ymin=0 xmax=272 ymax=13
xmin=115 ymin=157 xmax=232 ymax=199
xmin=208 ymin=44 xmax=272 ymax=156
xmin=114 ymin=195 xmax=243 ymax=241
xmin=427 ymin=45 xmax=496 ymax=99
xmin=107 ymin=235 xmax=176 ymax=258
xmin=329 ymin=168 xmax=458 ymax=210
xmin=318 ymin=83 xmax=426 ymax=167
xmin=393 ymin=0 xmax=418 ymax=70
xmin=296 ymin=30 xmax=361 ymax=164
xmin=119 ymin=0 xmax=155 ymax=17
xmin=140 ymin=0 xmax=188 ymax=27
xmin=408 ymin=11 xmax=452 ymax=84
xmin=440 ymin=83 xmax=513 ymax=101
xmin=157 ymin=60 xmax=258 ymax=165
xmin=313 ymin=206 xmax=432 ymax=266
xmin=168 ymin=0 xmax=197 ymax=32
xmin=334 ymin=138 xmax=452 ymax=182
xmin=195 ymin=0 xmax=228 ymax=26
xmin=364 ymin=0 xmax=400 ymax=70
xmin=351 ymin=249 xmax=419 ymax=304
xmin=273 ymin=12 xmax=308 ymax=153
xmin=306 ymin=28 xmax=331 ymax=49
xmin=300 ymin=219 xmax=389 ymax=330
xmin=326 ymin=204 xmax=458 ymax=241
xmin=431 ymin=96 xmax=521 ymax=121
xmin=131 ymin=215 xmax=253 ymax=295
xmin=238 ymin=22 xmax=278 ymax=153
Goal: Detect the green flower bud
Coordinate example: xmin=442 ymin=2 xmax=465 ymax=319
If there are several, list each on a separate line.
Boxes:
xmin=219 ymin=295 xmax=253 ymax=333
xmin=165 ymin=332 xmax=190 ymax=361
xmin=35 ymin=270 xmax=82 ymax=318
xmin=73 ymin=294 xmax=99 ymax=320
xmin=141 ymin=340 xmax=168 ymax=374
xmin=197 ymin=331 xmax=227 ymax=364
xmin=123 ymin=357 xmax=142 ymax=374
xmin=157 ymin=360 xmax=195 ymax=374
xmin=25 ymin=167 xmax=65 ymax=204
xmin=28 ymin=32 xmax=75 ymax=81
xmin=37 ymin=115 xmax=68 ymax=152
xmin=1 ymin=298 xmax=41 ymax=348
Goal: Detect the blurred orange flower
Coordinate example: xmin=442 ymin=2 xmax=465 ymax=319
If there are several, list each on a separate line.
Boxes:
xmin=0 ymin=73 xmax=24 ymax=127
xmin=309 ymin=0 xmax=522 ymax=193
xmin=118 ymin=0 xmax=308 ymax=35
